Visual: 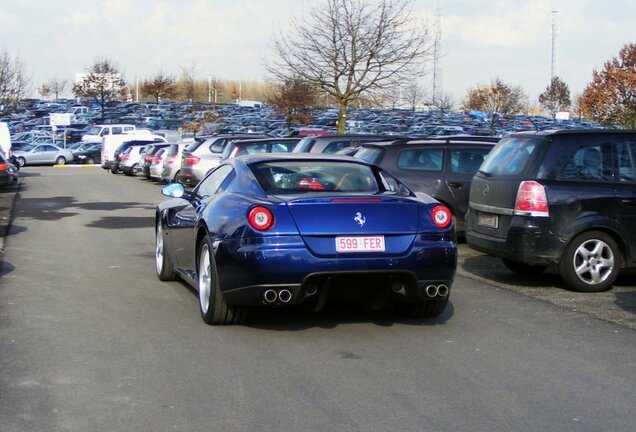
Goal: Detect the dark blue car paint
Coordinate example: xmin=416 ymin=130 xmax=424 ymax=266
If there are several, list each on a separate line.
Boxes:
xmin=157 ymin=154 xmax=457 ymax=307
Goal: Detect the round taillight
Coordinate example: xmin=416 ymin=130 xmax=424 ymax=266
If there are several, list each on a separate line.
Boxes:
xmin=431 ymin=205 xmax=452 ymax=229
xmin=248 ymin=206 xmax=274 ymax=231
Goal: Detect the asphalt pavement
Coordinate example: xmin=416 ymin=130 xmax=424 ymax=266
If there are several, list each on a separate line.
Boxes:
xmin=0 ymin=167 xmax=634 ymax=432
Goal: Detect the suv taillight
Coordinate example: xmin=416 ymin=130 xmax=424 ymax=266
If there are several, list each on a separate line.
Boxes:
xmin=514 ymin=181 xmax=549 ymax=217
xmin=167 ymin=155 xmax=176 ymax=165
xmin=184 ymin=154 xmax=200 ymax=166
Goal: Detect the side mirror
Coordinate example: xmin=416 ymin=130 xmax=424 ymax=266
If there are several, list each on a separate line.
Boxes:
xmin=162 ymin=182 xmax=186 ymax=198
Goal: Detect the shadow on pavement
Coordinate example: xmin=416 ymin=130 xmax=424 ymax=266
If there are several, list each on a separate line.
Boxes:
xmin=86 ymin=216 xmax=155 ymax=229
xmin=0 ymin=260 xmax=15 ymax=277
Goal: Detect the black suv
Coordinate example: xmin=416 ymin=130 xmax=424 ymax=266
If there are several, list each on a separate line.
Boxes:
xmin=466 ymin=129 xmax=636 ymax=292
xmin=354 ymin=136 xmax=497 ymax=233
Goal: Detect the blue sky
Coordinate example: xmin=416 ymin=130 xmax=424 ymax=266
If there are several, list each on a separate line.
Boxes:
xmin=0 ymin=0 xmax=633 ymax=106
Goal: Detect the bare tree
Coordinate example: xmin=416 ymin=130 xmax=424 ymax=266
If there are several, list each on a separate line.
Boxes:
xmin=141 ymin=72 xmax=177 ymax=104
xmin=46 ymin=76 xmax=69 ymax=100
xmin=72 ymin=59 xmax=126 ymax=120
xmin=0 ymin=50 xmax=30 ymax=113
xmin=462 ymin=78 xmax=527 ymax=135
xmin=403 ymin=83 xmax=427 ymax=111
xmin=178 ymin=64 xmax=198 ymax=102
xmin=269 ymin=0 xmax=432 ymax=133
xmin=429 ymin=91 xmax=454 ymax=118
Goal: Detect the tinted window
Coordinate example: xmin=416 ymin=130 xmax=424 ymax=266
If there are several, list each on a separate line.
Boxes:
xmin=197 ymin=164 xmax=234 ymax=197
xmin=450 ymin=148 xmax=491 ymax=174
xmin=111 ymin=127 xmax=123 ymax=135
xmin=397 ymin=148 xmax=443 ymax=171
xmin=557 ymin=144 xmax=612 ymax=182
xmin=480 ymin=137 xmax=540 ymax=175
xmin=251 ymin=161 xmax=379 ymax=193
xmin=616 ymin=140 xmax=635 ymax=182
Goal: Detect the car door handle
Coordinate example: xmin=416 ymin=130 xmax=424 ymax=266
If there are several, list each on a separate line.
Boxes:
xmin=447 ymin=182 xmax=463 ymax=188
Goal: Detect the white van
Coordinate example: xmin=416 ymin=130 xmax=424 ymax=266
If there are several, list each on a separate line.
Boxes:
xmin=0 ymin=122 xmax=11 ymax=157
xmin=101 ymin=131 xmax=166 ymax=170
xmin=82 ymin=124 xmax=136 ymax=144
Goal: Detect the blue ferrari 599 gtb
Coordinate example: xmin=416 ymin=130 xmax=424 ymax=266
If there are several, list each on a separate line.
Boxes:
xmin=155 ymin=154 xmax=457 ymax=325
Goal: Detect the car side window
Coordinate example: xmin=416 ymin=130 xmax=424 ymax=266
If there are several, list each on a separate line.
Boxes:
xmin=111 ymin=127 xmax=123 ymax=135
xmin=197 ymin=164 xmax=235 ymax=198
xmin=324 ymin=141 xmax=351 ymax=154
xmin=450 ymin=148 xmax=490 ymax=174
xmin=397 ymin=148 xmax=443 ymax=171
xmin=557 ymin=143 xmax=612 ymax=182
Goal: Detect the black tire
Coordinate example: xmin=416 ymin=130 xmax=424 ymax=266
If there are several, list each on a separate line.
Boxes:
xmin=56 ymin=156 xmax=66 ymax=165
xmin=155 ymin=219 xmax=176 ymax=281
xmin=124 ymin=163 xmax=137 ymax=176
xmin=502 ymin=258 xmax=548 ymax=275
xmin=558 ymin=231 xmax=620 ymax=292
xmin=197 ymin=237 xmax=247 ymax=325
xmin=397 ymin=296 xmax=449 ymax=319
xmin=17 ymin=157 xmax=26 ymax=167
xmin=173 ymin=170 xmax=181 ymax=182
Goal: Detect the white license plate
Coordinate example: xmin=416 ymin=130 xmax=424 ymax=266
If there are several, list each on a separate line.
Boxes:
xmin=478 ymin=212 xmax=499 ymax=228
xmin=336 ymin=236 xmax=385 ymax=253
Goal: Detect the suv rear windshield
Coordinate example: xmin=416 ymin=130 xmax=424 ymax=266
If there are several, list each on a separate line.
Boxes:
xmin=479 ymin=137 xmax=541 ymax=175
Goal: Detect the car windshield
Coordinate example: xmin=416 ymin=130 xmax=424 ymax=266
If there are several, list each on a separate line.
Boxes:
xmin=21 ymin=145 xmax=36 ymax=152
xmin=479 ymin=137 xmax=541 ymax=175
xmin=250 ymin=160 xmax=379 ymax=194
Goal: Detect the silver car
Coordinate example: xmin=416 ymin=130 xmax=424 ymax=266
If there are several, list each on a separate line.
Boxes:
xmin=149 ymin=147 xmax=167 ymax=181
xmin=160 ymin=141 xmax=192 ymax=183
xmin=13 ymin=144 xmax=74 ymax=166
xmin=177 ymin=134 xmax=266 ymax=186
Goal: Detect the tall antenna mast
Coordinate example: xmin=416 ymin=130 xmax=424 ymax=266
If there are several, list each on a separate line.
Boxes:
xmin=431 ymin=0 xmax=442 ymax=106
xmin=550 ymin=9 xmax=559 ymax=81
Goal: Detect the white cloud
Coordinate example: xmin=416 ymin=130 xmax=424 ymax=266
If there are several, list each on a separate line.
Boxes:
xmin=65 ymin=11 xmax=98 ymax=28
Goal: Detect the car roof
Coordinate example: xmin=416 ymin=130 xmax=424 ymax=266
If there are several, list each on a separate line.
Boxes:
xmin=508 ymin=129 xmax=636 ymax=138
xmin=359 ymin=136 xmax=498 ymax=148
xmin=235 ymin=152 xmax=370 ymax=165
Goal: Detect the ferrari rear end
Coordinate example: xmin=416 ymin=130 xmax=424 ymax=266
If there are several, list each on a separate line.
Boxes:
xmin=217 ymin=157 xmax=457 ymax=317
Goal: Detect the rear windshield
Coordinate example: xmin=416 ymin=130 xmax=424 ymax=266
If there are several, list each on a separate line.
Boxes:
xmin=185 ymin=140 xmax=204 ymax=152
xmin=250 ymin=161 xmax=379 ymax=193
xmin=479 ymin=137 xmax=541 ymax=175
xmin=354 ymin=147 xmax=383 ymax=164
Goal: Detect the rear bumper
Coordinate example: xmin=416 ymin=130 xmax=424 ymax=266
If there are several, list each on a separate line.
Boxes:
xmin=217 ymin=235 xmax=457 ymax=306
xmin=466 ymin=215 xmax=564 ymax=265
